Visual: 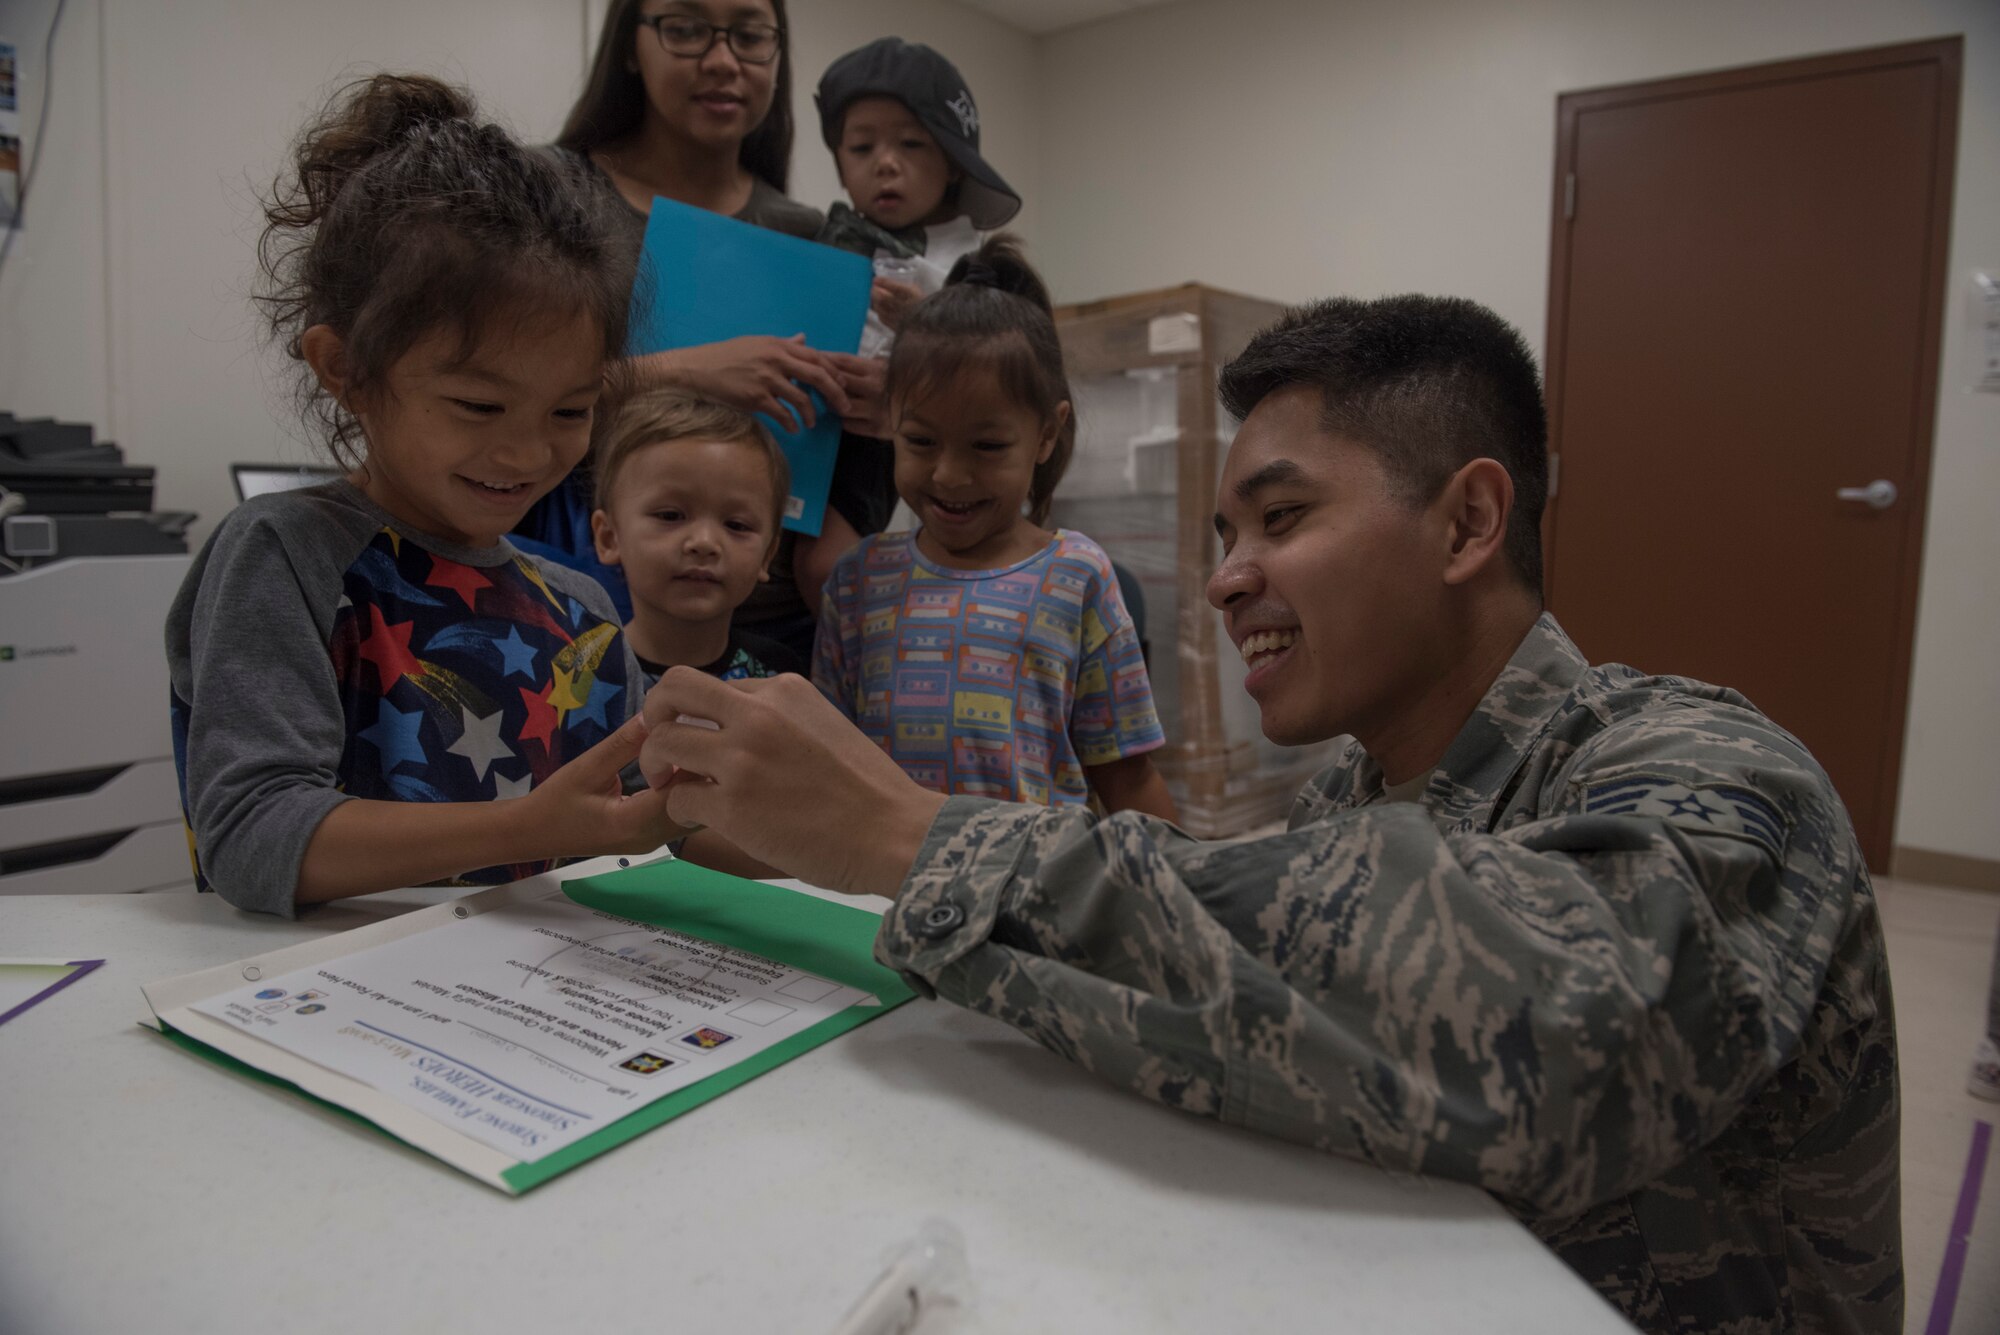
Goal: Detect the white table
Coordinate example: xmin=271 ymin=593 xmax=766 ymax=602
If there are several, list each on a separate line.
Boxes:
xmin=0 ymin=882 xmax=1631 ymax=1334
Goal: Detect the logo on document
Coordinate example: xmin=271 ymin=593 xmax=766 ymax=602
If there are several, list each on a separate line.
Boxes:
xmin=618 ymin=1051 xmax=682 ymax=1077
xmin=679 ymin=1027 xmax=737 ymax=1052
xmin=255 ymin=988 xmax=287 ymax=1000
xmin=295 ymin=1004 xmax=326 ymax=1015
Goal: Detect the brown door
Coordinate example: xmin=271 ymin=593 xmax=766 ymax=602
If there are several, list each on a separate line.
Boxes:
xmin=1542 ymin=38 xmax=1960 ymax=870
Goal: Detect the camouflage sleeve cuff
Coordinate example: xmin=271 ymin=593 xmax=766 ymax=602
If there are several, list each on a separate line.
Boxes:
xmin=874 ymin=796 xmax=1052 ymax=995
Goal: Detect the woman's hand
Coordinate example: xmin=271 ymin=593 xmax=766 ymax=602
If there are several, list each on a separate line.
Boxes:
xmin=637 ymin=335 xmax=850 ymax=432
xmin=639 ymin=671 xmax=944 ymax=897
xmin=823 ymin=352 xmax=891 ymax=439
xmin=870 ymin=277 xmax=925 ymax=332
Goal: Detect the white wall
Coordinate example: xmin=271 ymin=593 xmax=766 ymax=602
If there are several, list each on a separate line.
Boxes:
xmin=1034 ymin=0 xmax=2000 ymax=864
xmin=0 ymin=0 xmax=111 ymax=431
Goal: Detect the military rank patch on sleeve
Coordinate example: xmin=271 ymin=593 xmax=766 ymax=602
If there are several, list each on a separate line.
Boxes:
xmin=1581 ymin=774 xmax=1789 ymax=863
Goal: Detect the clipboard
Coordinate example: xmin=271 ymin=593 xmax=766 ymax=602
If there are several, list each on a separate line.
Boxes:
xmin=141 ymin=859 xmax=913 ymax=1194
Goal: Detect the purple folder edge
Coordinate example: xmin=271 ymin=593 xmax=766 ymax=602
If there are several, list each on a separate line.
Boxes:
xmin=0 ymin=958 xmax=106 ymax=1026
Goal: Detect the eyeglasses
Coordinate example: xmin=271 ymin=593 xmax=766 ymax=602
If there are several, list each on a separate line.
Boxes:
xmin=639 ymin=15 xmax=783 ymax=65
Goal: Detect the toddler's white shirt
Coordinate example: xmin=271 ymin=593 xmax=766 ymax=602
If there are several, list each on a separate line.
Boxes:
xmin=860 ymin=216 xmax=984 ymax=359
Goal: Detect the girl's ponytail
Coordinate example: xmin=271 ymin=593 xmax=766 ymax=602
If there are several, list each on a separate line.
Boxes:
xmin=262 ymin=74 xmax=473 ymax=249
xmin=945 ymin=235 xmax=1054 ymax=315
xmin=891 ymin=234 xmax=1076 ymax=526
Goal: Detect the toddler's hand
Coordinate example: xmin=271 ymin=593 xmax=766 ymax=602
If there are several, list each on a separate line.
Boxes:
xmin=870 ymin=278 xmax=924 ymax=332
xmin=824 ymin=352 xmax=890 ymax=440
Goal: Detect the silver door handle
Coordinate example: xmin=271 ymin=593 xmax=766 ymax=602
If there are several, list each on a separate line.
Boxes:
xmin=1836 ymin=479 xmax=1898 ymax=510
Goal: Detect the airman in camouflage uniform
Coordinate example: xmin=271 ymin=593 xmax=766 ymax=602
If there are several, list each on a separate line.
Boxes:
xmin=641 ymin=293 xmax=1901 ymax=1335
xmin=874 ymin=611 xmax=1900 ymax=1334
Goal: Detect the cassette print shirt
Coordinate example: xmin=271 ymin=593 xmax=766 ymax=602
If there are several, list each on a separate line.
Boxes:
xmin=166 ymin=481 xmax=638 ymax=916
xmin=813 ymin=529 xmax=1164 ymax=806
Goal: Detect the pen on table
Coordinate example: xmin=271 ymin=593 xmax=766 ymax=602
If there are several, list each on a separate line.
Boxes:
xmin=827 ymin=1218 xmax=971 ymax=1335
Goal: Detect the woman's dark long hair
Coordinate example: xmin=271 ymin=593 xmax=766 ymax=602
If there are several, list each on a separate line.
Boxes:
xmin=558 ymin=0 xmax=795 ymax=193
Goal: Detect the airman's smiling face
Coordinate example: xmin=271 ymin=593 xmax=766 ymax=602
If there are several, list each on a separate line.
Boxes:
xmin=1207 ymin=385 xmax=1448 ymax=746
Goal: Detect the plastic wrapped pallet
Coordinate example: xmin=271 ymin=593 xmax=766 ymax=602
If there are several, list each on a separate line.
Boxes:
xmin=1048 ymin=285 xmax=1339 ymax=837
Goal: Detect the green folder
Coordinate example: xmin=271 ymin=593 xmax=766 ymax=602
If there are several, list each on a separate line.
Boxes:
xmin=154 ymin=862 xmax=915 ymax=1194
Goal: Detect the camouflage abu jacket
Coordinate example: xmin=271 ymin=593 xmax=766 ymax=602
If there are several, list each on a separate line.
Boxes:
xmin=876 ymin=614 xmax=1900 ymax=1335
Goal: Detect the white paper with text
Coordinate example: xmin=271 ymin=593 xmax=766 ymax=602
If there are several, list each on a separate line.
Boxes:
xmin=189 ymin=889 xmax=864 ymax=1162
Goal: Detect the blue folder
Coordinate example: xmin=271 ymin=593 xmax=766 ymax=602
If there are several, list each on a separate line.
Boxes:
xmin=629 ymin=199 xmax=873 ymax=537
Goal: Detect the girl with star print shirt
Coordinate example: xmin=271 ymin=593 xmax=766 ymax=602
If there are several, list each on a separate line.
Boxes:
xmin=165 ymin=75 xmax=678 ymax=916
xmin=167 ymin=482 xmax=641 ymax=914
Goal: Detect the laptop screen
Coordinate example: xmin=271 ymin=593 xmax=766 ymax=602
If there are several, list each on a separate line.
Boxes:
xmin=231 ymin=463 xmax=343 ymax=501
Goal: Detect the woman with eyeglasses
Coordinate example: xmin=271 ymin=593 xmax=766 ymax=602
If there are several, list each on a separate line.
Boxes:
xmin=518 ymin=0 xmax=890 ymax=662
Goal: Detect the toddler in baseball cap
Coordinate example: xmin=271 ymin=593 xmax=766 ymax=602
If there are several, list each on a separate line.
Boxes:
xmin=814 ymin=38 xmax=1021 ymax=355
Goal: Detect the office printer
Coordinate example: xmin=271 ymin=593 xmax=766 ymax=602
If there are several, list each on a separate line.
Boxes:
xmin=0 ymin=413 xmax=198 ymax=894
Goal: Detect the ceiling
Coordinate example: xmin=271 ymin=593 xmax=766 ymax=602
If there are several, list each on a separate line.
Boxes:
xmin=955 ymin=0 xmax=1181 ymax=37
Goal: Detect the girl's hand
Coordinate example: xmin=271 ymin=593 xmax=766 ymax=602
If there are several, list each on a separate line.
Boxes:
xmin=823 ymin=351 xmax=890 ymax=439
xmin=637 ymin=335 xmax=850 ymax=432
xmin=870 ymin=278 xmax=925 ymax=332
xmin=523 ymin=713 xmax=689 ymax=856
xmin=294 ymin=714 xmax=687 ymax=904
xmin=638 ymin=670 xmax=944 ymax=897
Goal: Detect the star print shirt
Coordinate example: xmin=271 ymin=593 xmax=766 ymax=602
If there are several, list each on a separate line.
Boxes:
xmin=165 ymin=481 xmax=639 ymax=916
